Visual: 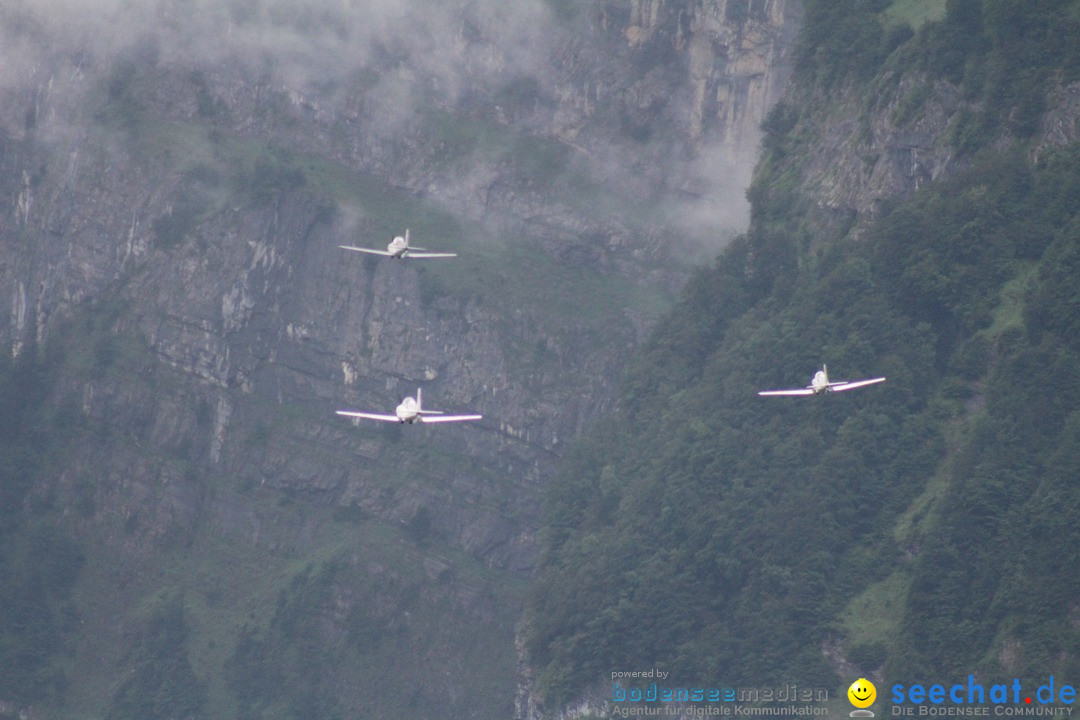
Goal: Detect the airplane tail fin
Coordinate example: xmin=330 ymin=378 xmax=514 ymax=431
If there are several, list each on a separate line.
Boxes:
xmin=405 ymin=228 xmax=429 ymax=251
xmin=417 ymin=386 xmax=447 ymax=415
xmin=416 ymin=386 xmax=421 ymax=410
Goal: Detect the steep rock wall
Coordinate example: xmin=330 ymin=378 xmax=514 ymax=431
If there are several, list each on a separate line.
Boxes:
xmin=0 ymin=0 xmax=800 ymax=567
xmin=0 ymin=1 xmax=800 ymax=717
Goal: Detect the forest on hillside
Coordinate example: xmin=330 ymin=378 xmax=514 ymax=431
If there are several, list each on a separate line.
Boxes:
xmin=528 ymin=0 xmax=1080 ymax=706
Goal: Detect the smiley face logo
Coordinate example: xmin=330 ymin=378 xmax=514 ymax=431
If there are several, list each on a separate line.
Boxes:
xmin=848 ymin=678 xmax=877 ymax=709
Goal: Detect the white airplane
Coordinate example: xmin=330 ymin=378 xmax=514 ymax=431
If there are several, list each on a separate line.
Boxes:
xmin=336 ymin=388 xmax=481 ymax=424
xmin=758 ymin=365 xmax=886 ymax=396
xmin=338 ymin=229 xmax=456 ymax=259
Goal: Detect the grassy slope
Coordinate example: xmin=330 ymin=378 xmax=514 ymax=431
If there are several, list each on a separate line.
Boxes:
xmin=53 ymin=494 xmax=525 ymax=719
xmin=884 ymin=0 xmax=946 ymax=29
xmin=26 ymin=312 xmax=526 ymax=718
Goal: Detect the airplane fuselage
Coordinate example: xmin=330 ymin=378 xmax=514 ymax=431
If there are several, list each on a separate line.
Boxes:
xmin=387 ymin=236 xmax=408 ymax=258
xmin=336 ymin=387 xmax=479 ymax=424
xmin=757 ymin=364 xmax=885 ymax=397
xmin=339 ymin=229 xmax=455 ymax=259
xmin=395 ymin=396 xmax=420 ymax=423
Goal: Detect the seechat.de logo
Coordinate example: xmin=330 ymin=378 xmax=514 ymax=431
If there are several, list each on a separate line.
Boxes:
xmin=848 ymin=678 xmax=877 ymax=718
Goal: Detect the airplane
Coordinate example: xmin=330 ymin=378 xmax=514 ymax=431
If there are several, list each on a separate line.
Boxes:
xmin=336 ymin=388 xmax=482 ymax=424
xmin=757 ymin=365 xmax=886 ymax=396
xmin=338 ymin=228 xmax=456 ymax=259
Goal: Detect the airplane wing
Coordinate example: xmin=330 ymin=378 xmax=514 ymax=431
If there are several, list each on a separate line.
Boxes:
xmin=336 ymin=410 xmax=400 ymax=422
xmin=830 ymin=377 xmax=886 ymax=392
xmin=403 ymin=251 xmax=457 ymax=258
xmin=419 ymin=414 xmax=482 ymax=423
xmin=758 ymin=388 xmax=816 ymax=396
xmin=339 ymin=245 xmax=394 ymax=256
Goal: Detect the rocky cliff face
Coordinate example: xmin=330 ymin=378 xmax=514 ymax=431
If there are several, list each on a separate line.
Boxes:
xmin=766 ymin=62 xmax=1080 ymax=238
xmin=0 ymin=1 xmax=798 ymax=717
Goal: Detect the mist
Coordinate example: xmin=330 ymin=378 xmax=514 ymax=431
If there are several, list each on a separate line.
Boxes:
xmin=0 ymin=0 xmax=780 ymax=258
xmin=0 ymin=0 xmax=556 ymax=107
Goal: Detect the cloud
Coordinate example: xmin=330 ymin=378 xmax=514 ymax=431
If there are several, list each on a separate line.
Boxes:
xmin=0 ymin=0 xmax=557 ymax=106
xmin=0 ymin=0 xmax=776 ymax=256
xmin=666 ymin=140 xmax=759 ymax=249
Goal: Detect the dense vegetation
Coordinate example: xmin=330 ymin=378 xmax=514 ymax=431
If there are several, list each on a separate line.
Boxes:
xmin=0 ymin=344 xmax=84 ymax=706
xmin=528 ymin=0 xmax=1080 ymax=706
xmin=227 ymin=561 xmax=346 ymax=720
xmin=106 ymin=595 xmax=208 ymax=720
xmin=889 ymin=145 xmax=1080 ymax=682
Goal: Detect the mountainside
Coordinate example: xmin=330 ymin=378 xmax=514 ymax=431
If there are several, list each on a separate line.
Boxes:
xmin=0 ymin=1 xmax=798 ymax=718
xmin=528 ymin=0 xmax=1080 ymax=712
